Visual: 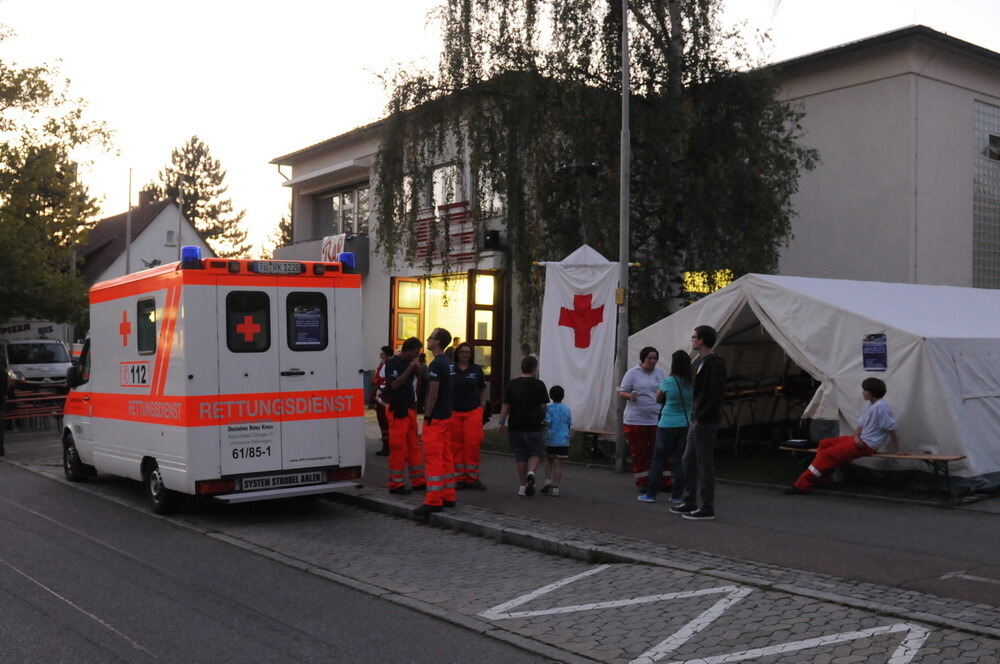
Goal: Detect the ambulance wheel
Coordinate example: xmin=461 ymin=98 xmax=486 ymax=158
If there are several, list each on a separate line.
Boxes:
xmin=144 ymin=461 xmax=174 ymax=514
xmin=62 ymin=433 xmax=88 ymax=482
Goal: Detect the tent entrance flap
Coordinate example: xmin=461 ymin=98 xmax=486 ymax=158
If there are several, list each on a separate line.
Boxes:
xmin=714 ymin=303 xmax=820 ymax=446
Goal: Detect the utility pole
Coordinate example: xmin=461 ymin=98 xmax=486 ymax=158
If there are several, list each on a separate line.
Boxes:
xmin=125 ymin=169 xmax=132 ymax=274
xmin=614 ymin=0 xmax=630 ymax=473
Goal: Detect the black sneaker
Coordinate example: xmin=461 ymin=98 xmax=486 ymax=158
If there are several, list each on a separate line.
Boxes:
xmin=525 ymin=472 xmax=536 ymax=496
xmin=669 ymin=502 xmax=695 ymax=514
xmin=388 ymin=486 xmax=411 ymax=495
xmin=443 ymin=500 xmax=456 ymax=508
xmin=412 ymin=504 xmax=443 ymax=519
xmin=682 ymin=508 xmax=716 ymax=521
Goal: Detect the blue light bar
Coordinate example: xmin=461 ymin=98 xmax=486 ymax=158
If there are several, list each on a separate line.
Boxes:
xmin=180 ymin=245 xmax=203 ymax=269
xmin=338 ymin=252 xmax=357 ymax=273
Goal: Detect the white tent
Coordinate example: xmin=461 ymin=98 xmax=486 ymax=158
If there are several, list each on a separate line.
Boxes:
xmin=629 ymin=274 xmax=1000 ymax=488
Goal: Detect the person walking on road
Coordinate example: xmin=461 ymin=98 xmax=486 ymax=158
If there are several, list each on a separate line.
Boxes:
xmin=618 ymin=347 xmax=667 ymax=494
xmin=541 ymin=385 xmax=572 ymax=497
xmin=672 ymin=326 xmax=726 ymax=521
xmin=450 ymin=342 xmax=488 ymax=490
xmin=638 ymin=350 xmax=693 ymax=506
xmin=785 ymin=378 xmax=899 ymax=495
xmin=497 ymin=355 xmax=549 ymax=496
xmin=414 ymin=328 xmax=458 ymax=519
xmin=384 ymin=337 xmax=426 ymax=494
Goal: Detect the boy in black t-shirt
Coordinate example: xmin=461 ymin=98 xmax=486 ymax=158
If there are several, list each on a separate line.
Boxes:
xmin=413 ymin=328 xmax=457 ymax=518
xmin=498 ymin=355 xmax=549 ymax=496
xmin=384 ymin=337 xmax=426 ymax=494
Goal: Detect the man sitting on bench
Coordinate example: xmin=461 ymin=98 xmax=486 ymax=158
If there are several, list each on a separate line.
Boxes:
xmin=785 ymin=377 xmax=900 ymax=495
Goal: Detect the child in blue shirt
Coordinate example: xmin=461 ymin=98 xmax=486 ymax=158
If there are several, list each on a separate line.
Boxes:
xmin=541 ymin=385 xmax=572 ymax=497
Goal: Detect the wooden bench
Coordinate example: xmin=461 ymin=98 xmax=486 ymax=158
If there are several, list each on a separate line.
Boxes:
xmin=573 ymin=427 xmax=617 ymax=461
xmin=779 ymin=446 xmax=966 ymax=498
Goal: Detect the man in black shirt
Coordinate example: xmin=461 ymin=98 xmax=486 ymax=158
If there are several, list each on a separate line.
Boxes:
xmin=672 ymin=325 xmax=727 ymax=521
xmin=414 ymin=328 xmax=457 ymax=518
xmin=384 ymin=337 xmax=426 ymax=493
xmin=498 ymin=355 xmax=549 ymax=496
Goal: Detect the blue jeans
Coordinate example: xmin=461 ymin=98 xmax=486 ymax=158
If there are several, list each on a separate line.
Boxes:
xmin=645 ymin=426 xmax=688 ymax=501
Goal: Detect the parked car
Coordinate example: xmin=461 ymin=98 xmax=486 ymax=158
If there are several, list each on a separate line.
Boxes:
xmin=0 ymin=338 xmax=73 ymax=394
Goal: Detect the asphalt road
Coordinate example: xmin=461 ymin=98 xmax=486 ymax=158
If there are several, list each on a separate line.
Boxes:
xmin=0 ymin=461 xmax=550 ymax=663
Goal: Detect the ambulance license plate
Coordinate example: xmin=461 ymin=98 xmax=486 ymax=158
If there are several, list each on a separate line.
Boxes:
xmin=240 ymin=471 xmax=324 ymax=491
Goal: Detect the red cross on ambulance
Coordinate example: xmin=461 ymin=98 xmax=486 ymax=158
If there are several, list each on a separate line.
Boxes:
xmin=235 ymin=315 xmax=262 ymax=342
xmin=119 ymin=310 xmax=131 ymax=347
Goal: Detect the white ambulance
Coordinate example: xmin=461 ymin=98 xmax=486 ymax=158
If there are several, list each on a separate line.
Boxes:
xmin=63 ymin=247 xmax=365 ymax=513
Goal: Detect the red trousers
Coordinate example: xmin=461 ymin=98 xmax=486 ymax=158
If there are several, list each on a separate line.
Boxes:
xmin=387 ymin=408 xmax=425 ymax=489
xmin=422 ymin=418 xmax=456 ymax=506
xmin=625 ymin=425 xmax=670 ymax=489
xmin=793 ymin=435 xmax=875 ymax=492
xmin=450 ymin=407 xmax=484 ymax=485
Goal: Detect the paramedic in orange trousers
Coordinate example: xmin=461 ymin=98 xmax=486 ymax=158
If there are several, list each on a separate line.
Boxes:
xmin=384 ymin=337 xmax=426 ymax=494
xmin=413 ymin=328 xmax=458 ymax=518
xmin=451 ymin=342 xmax=488 ymax=490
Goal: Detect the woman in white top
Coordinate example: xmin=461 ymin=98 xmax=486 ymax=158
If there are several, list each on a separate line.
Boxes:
xmin=618 ymin=346 xmax=666 ymax=492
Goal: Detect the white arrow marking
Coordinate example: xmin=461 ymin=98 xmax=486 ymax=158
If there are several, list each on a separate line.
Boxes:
xmin=941 ymin=570 xmax=1000 ymax=586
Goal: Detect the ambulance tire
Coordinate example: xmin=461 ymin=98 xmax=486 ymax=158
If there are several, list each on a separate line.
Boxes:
xmin=62 ymin=433 xmax=94 ymax=482
xmin=143 ymin=461 xmax=175 ymax=515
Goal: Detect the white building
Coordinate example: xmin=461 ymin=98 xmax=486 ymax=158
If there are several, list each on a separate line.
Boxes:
xmin=80 ymin=193 xmax=214 ymax=286
xmin=774 ymin=26 xmax=1000 ymax=287
xmin=271 ymin=26 xmax=1000 ymax=399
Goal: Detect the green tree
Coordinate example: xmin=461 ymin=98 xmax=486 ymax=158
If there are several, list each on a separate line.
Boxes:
xmin=144 ymin=135 xmax=250 ymax=258
xmin=0 ymin=34 xmax=111 ymax=323
xmin=266 ymin=203 xmax=293 ymax=258
xmin=373 ymin=0 xmax=817 ymax=332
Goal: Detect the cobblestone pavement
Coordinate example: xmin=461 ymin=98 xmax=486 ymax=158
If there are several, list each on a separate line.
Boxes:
xmin=8 ymin=451 xmax=1000 ymax=664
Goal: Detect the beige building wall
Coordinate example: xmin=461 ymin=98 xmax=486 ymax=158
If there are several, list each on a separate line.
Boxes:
xmin=776 ymin=33 xmax=1000 ymax=287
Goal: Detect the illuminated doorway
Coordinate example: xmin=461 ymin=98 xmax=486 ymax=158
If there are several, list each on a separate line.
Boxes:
xmin=390 ymin=270 xmax=504 ymax=408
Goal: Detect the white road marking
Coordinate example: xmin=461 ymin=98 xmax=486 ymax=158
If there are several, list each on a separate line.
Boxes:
xmin=480 ymin=565 xmax=932 ymax=664
xmin=941 ymin=570 xmax=1000 ymax=586
xmin=0 ymin=555 xmax=155 ymax=657
xmin=660 ymin=623 xmax=930 ymax=664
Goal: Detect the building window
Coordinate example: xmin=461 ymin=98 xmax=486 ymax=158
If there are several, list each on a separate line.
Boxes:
xmin=974 ymin=103 xmax=1000 ymax=288
xmin=432 ymin=164 xmax=460 ymax=208
xmin=312 ymin=182 xmax=370 ymax=240
xmin=165 ymin=230 xmax=176 ymax=246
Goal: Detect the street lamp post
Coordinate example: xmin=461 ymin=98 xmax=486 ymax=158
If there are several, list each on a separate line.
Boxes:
xmin=614 ymin=1 xmax=631 ymax=473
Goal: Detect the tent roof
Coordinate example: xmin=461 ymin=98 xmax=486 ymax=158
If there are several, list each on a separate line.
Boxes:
xmin=749 ymin=274 xmax=1000 ymax=339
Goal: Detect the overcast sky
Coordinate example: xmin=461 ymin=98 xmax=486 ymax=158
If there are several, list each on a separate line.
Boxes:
xmin=3 ymin=0 xmax=999 ymax=252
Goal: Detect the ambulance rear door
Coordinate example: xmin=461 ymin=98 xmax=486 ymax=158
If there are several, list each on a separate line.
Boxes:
xmin=217 ymin=282 xmax=283 ymax=475
xmin=278 ymin=286 xmax=339 ymax=469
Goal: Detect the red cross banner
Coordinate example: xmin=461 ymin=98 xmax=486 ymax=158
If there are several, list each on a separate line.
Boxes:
xmin=538 ymin=245 xmax=619 ymax=431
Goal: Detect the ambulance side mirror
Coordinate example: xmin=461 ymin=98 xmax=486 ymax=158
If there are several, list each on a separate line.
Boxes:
xmin=66 ymin=366 xmax=81 ymax=388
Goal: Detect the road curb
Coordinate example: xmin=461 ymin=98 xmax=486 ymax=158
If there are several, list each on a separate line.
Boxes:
xmin=328 ymin=487 xmax=1000 ymax=641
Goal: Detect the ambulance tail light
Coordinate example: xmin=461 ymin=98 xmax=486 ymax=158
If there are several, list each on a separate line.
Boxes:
xmin=327 ymin=466 xmax=361 ymax=482
xmin=181 ymin=246 xmax=204 ymax=269
xmin=196 ymin=478 xmax=237 ymax=495
xmin=338 ymin=252 xmax=356 ymax=274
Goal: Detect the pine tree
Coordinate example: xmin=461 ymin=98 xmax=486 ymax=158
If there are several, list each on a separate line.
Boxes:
xmin=144 ymin=136 xmax=250 ymax=258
